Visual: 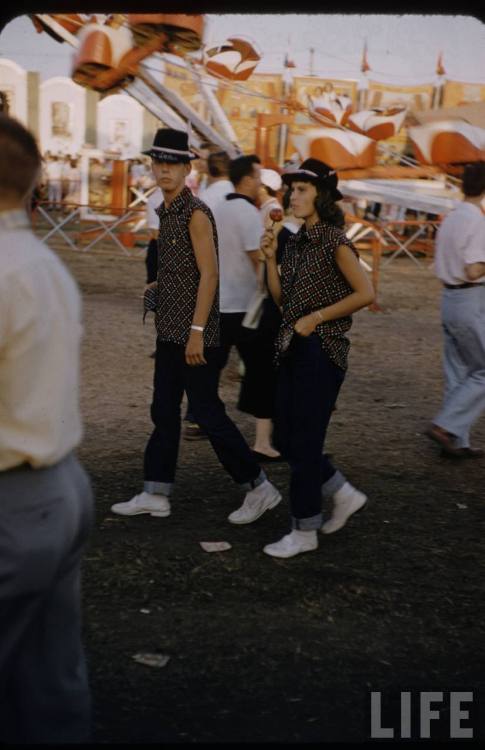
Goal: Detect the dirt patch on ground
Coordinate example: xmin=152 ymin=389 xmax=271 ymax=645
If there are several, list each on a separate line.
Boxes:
xmin=50 ymin=238 xmax=484 ymax=743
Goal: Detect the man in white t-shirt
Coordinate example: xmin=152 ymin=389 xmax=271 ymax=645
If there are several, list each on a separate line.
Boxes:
xmin=213 ymin=155 xmax=264 ymax=319
xmin=198 ymin=151 xmax=232 ymax=213
xmin=45 ymin=154 xmax=63 ymax=208
xmin=0 ymin=115 xmax=93 ymax=742
xmin=426 ymin=162 xmax=485 ymax=459
xmin=213 ymin=155 xmax=283 ymax=460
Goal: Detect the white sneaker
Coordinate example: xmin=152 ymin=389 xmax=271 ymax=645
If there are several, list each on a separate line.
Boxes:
xmin=321 ymin=482 xmax=367 ymax=534
xmin=263 ymin=530 xmax=318 ymax=559
xmin=111 ymin=491 xmax=171 ymax=517
xmin=227 ymin=480 xmax=282 ymax=525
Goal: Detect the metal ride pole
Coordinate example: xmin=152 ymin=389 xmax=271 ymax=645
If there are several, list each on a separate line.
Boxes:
xmin=137 ymin=66 xmax=240 ymax=157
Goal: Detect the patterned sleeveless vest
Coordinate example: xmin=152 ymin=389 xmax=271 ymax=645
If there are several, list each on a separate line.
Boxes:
xmin=155 ymin=186 xmax=220 ymax=347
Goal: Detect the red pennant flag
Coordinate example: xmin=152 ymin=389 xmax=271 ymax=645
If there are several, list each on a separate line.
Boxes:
xmin=361 ymin=41 xmax=370 ymax=73
xmin=436 ymin=52 xmax=446 ymax=76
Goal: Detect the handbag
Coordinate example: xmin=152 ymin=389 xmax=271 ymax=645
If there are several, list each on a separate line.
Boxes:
xmin=242 ymin=263 xmax=268 ymax=330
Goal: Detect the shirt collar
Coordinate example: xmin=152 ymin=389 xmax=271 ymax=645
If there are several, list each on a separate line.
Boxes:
xmin=296 ymin=221 xmax=327 ymax=244
xmin=157 ymin=186 xmax=192 ymax=216
xmin=0 ymin=208 xmax=31 ymax=230
xmin=226 ymin=193 xmax=256 ymax=206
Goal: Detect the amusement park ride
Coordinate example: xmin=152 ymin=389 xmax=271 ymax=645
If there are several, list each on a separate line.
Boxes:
xmin=30 ymin=11 xmax=485 ymax=277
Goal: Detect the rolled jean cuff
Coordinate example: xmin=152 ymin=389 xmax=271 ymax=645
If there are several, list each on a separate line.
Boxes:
xmin=292 ymin=513 xmax=322 ymax=530
xmin=241 ymin=469 xmax=267 ymax=491
xmin=321 ymin=470 xmax=346 ymax=498
xmin=144 ymin=480 xmax=173 ymax=497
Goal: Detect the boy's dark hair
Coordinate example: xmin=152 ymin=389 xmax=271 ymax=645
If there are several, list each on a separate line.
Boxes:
xmin=207 ymin=151 xmax=230 ymax=178
xmin=0 ymin=115 xmax=41 ymax=201
xmin=462 ymin=162 xmax=485 ymax=197
xmin=229 ymin=154 xmax=261 ymax=188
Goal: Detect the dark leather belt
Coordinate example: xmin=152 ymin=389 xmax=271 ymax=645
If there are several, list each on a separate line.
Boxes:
xmin=443 ymin=282 xmax=485 ymax=289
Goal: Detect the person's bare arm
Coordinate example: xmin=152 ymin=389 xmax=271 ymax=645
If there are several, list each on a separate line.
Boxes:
xmin=247 ymin=249 xmax=261 ymax=272
xmin=186 ymin=209 xmax=219 ymax=366
xmin=294 ymin=244 xmax=375 ymax=337
xmin=465 ymin=262 xmax=485 ymax=281
xmin=260 ymin=228 xmax=282 ymax=307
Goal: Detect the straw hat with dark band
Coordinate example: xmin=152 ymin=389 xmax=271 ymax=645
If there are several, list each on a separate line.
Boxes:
xmin=282 ymin=157 xmax=343 ymax=201
xmin=142 ymin=128 xmax=197 ymax=163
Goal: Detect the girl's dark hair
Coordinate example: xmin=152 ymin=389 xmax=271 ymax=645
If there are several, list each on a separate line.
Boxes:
xmin=282 ymin=179 xmax=345 ymax=227
xmin=314 ymin=185 xmax=345 ymax=228
xmin=282 ymin=186 xmax=291 ymax=211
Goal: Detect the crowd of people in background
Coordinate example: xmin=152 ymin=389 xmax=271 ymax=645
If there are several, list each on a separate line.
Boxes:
xmin=39 ymin=151 xmax=82 ymax=209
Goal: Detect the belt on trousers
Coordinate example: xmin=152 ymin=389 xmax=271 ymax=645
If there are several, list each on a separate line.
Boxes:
xmin=443 ymin=282 xmax=485 ymax=289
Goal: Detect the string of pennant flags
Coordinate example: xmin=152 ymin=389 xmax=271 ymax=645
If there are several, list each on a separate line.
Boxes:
xmin=32 ymin=13 xmax=469 ymax=185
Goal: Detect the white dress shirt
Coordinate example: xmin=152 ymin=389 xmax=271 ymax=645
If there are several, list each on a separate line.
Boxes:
xmin=434 ymin=202 xmax=485 ymax=285
xmin=0 ymin=209 xmax=83 ymax=470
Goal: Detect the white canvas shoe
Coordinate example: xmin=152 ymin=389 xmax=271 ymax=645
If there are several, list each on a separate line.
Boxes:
xmin=111 ymin=491 xmax=171 ymax=517
xmin=227 ymin=480 xmax=282 ymax=525
xmin=321 ymin=482 xmax=367 ymax=534
xmin=263 ymin=530 xmax=318 ymax=559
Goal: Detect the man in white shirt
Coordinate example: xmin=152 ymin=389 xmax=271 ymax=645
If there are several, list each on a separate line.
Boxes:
xmin=45 ymin=154 xmax=63 ymax=209
xmin=213 ymin=155 xmax=264 ymax=324
xmin=426 ymin=161 xmax=485 ymax=459
xmin=0 ymin=115 xmax=93 ymax=743
xmin=213 ymin=155 xmax=281 ymax=461
xmin=198 ymin=150 xmax=232 ymax=212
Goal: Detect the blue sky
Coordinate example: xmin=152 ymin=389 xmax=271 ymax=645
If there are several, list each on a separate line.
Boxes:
xmin=1 ymin=14 xmax=484 ymax=84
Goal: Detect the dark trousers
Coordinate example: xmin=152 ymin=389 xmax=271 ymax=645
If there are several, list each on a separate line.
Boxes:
xmin=0 ymin=454 xmax=94 ymax=743
xmin=217 ymin=312 xmax=254 ymax=372
xmin=219 ymin=312 xmax=277 ymax=419
xmin=145 ymin=241 xmax=195 ymax=422
xmin=144 ymin=340 xmax=263 ymax=494
xmin=145 ymin=238 xmax=158 ymax=285
xmin=273 ymin=333 xmax=345 ymax=528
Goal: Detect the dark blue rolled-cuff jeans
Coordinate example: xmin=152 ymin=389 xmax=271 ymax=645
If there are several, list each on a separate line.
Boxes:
xmin=273 ymin=332 xmax=346 ymax=530
xmin=144 ymin=339 xmax=265 ymax=496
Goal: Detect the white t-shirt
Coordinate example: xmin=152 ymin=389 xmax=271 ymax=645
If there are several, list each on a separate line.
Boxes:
xmin=0 ymin=209 xmax=83 ymax=470
xmin=45 ymin=160 xmax=63 ymax=180
xmin=434 ymin=201 xmax=485 ymax=285
xmin=212 ymin=195 xmax=264 ymax=313
xmin=146 ymin=188 xmax=163 ymax=231
xmin=198 ymin=179 xmax=232 ymax=213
